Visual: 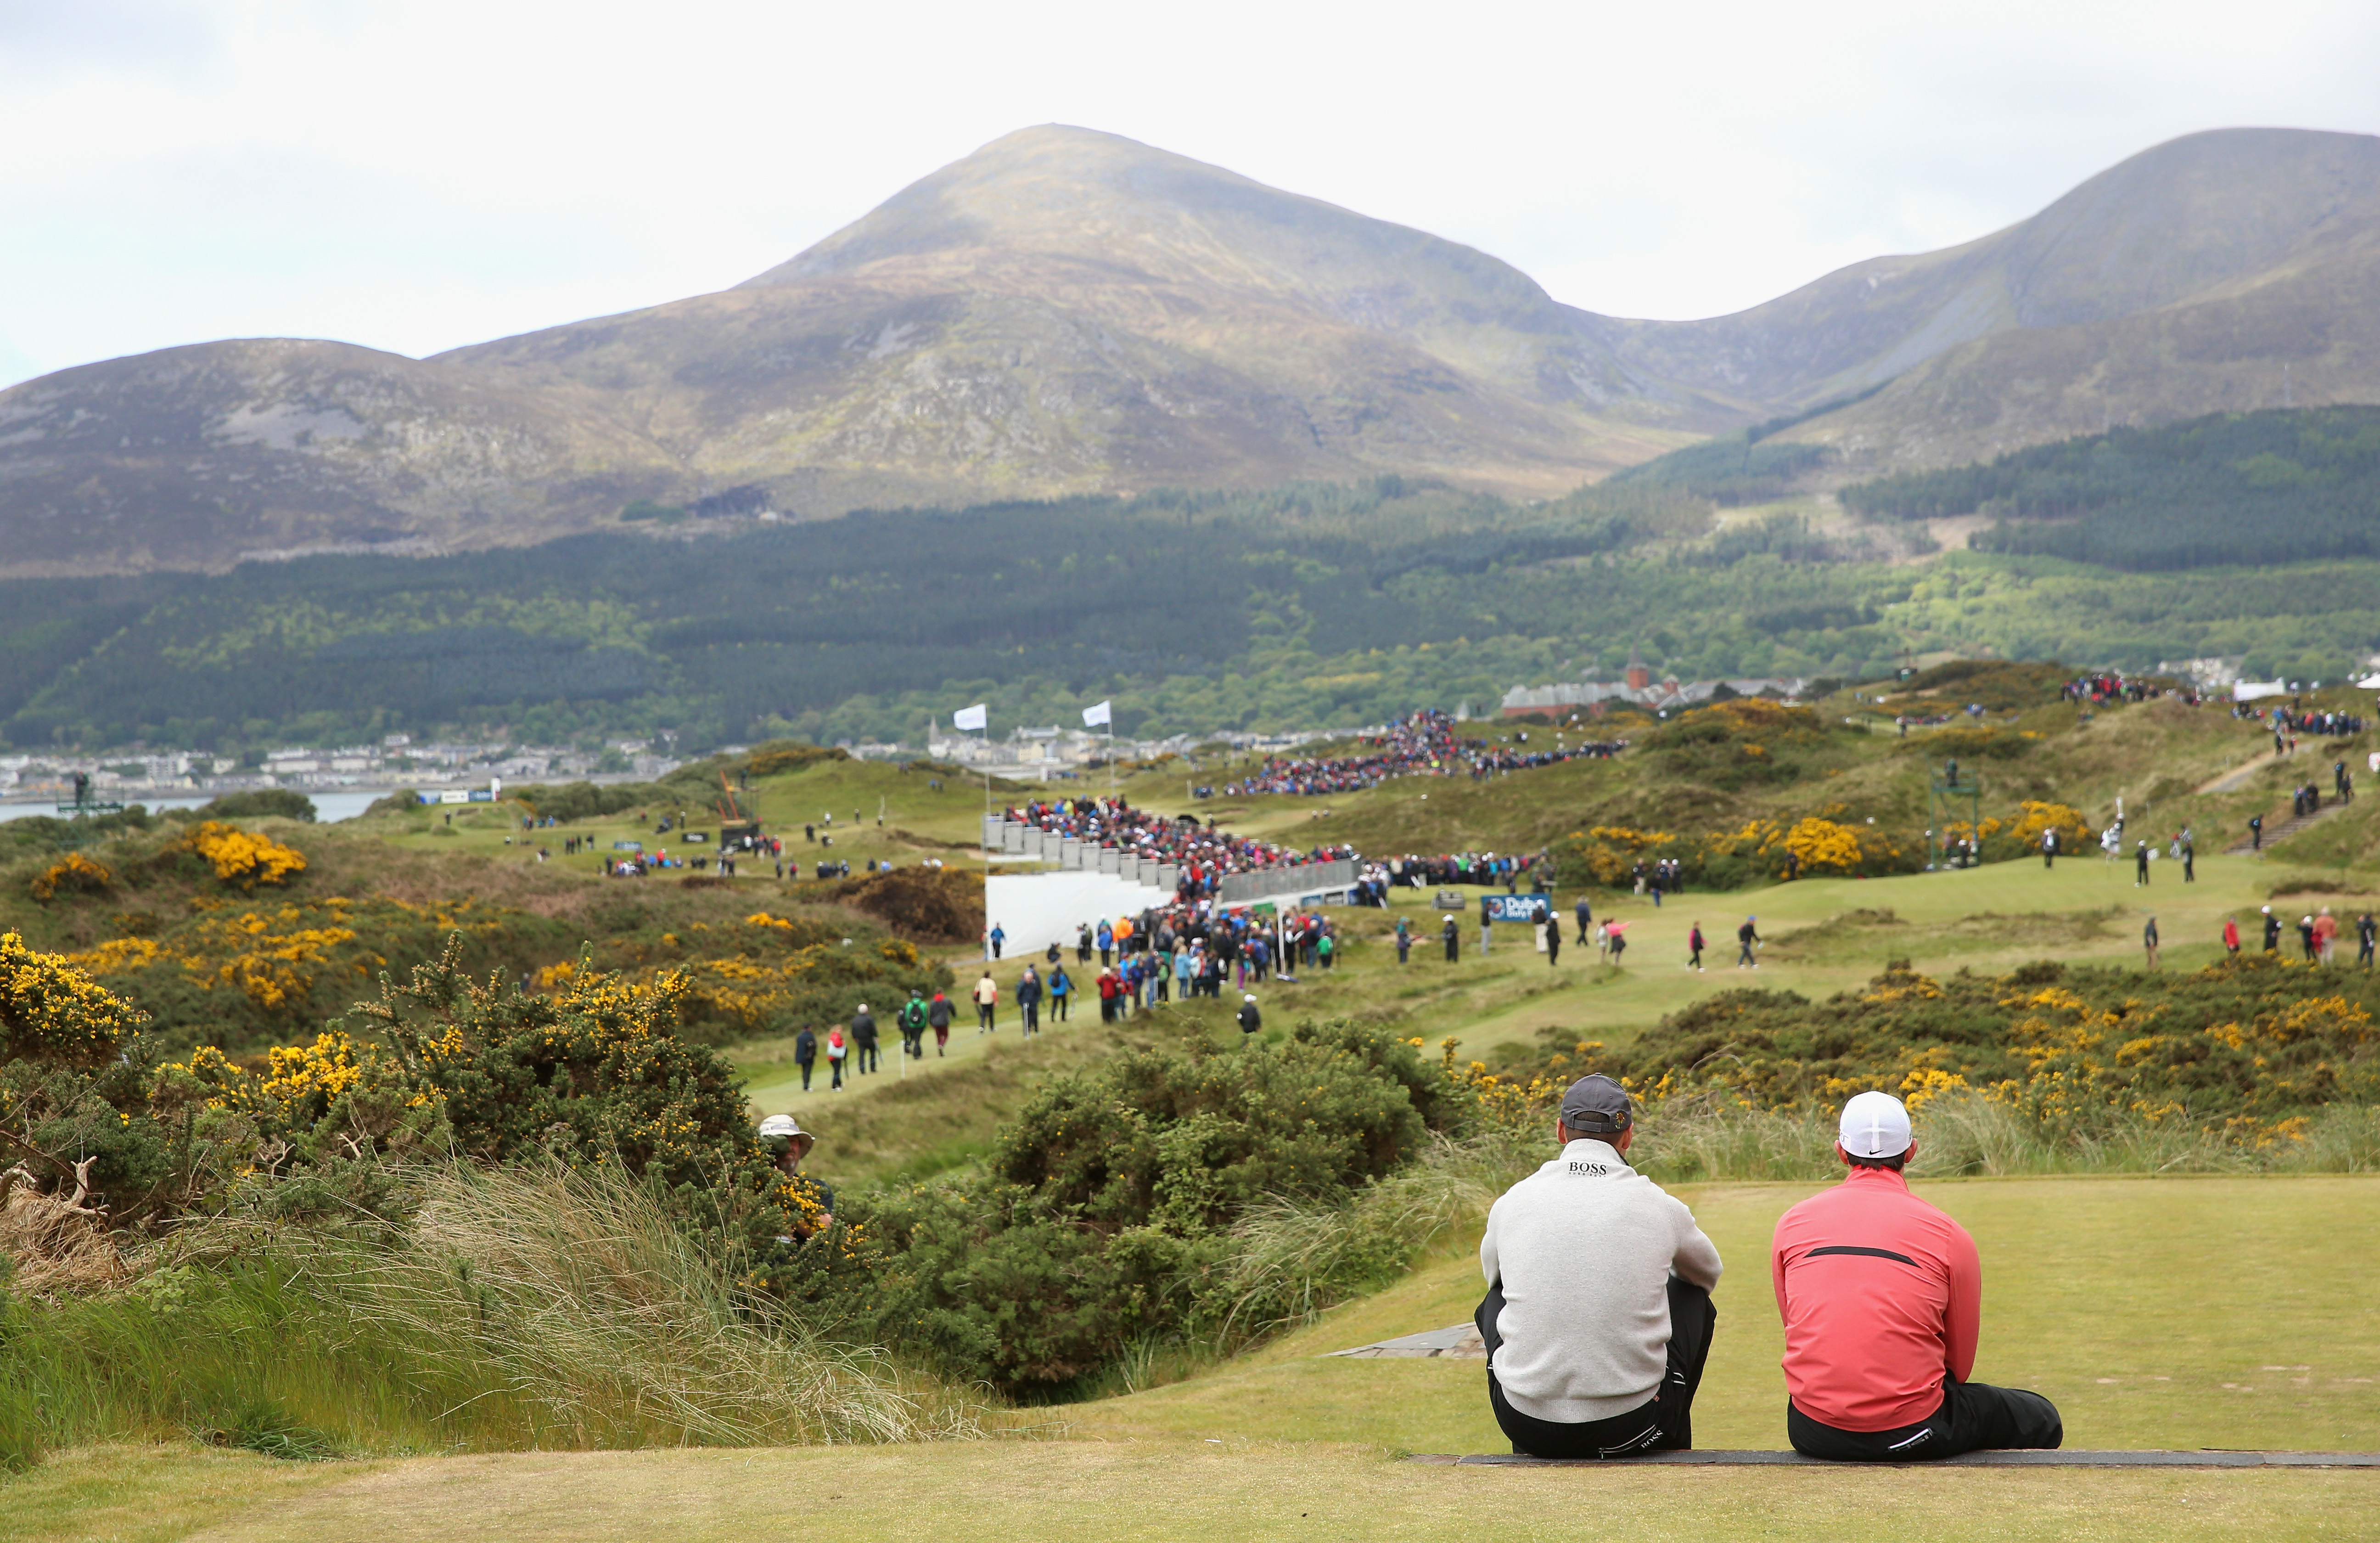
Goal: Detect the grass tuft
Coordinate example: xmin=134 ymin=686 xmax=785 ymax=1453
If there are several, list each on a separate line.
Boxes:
xmin=0 ymin=1161 xmax=986 ymax=1466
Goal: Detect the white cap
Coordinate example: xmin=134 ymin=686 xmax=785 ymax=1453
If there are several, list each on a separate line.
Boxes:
xmin=1838 ymin=1091 xmax=1913 ymax=1159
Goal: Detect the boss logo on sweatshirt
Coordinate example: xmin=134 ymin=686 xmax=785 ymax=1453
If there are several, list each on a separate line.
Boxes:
xmin=1567 ymin=1161 xmax=1611 ymax=1175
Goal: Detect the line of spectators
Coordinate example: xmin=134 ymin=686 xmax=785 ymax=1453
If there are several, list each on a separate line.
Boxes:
xmin=1225 ymin=710 xmax=1626 ymax=795
xmin=1380 ymin=850 xmax=1548 ymax=889
xmin=1005 ymin=795 xmax=1353 ymax=895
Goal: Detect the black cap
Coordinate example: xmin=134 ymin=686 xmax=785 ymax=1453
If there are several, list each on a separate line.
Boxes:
xmin=1560 ymin=1073 xmax=1633 ymax=1135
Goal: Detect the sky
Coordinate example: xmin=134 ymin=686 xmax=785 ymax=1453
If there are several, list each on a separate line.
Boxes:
xmin=3 ymin=0 xmax=2377 ymax=388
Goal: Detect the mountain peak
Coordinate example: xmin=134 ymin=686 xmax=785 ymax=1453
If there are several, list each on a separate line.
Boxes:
xmin=740 ymin=125 xmax=1311 ymax=285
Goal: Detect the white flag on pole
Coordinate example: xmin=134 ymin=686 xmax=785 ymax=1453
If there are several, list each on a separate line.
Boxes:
xmin=1082 ymin=699 xmax=1112 ymax=727
xmin=953 ymin=703 xmax=987 ymax=732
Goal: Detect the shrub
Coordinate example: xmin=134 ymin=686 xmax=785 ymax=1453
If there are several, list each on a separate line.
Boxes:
xmin=1556 ymin=803 xmax=1914 ymax=890
xmin=824 ymin=1020 xmax=1471 ymax=1394
xmin=0 ymin=931 xmax=148 ymax=1069
xmin=194 ymin=790 xmax=319 ymax=823
xmin=27 ymin=854 xmax=111 ymax=904
xmin=182 ymin=822 xmax=306 ymax=888
xmin=1491 ymin=957 xmax=2380 ymax=1154
xmin=823 ymin=866 xmax=984 ymax=944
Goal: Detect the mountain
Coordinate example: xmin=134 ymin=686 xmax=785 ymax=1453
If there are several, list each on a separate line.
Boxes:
xmin=438 ymin=127 xmax=1713 ymax=508
xmin=0 ymin=339 xmax=679 ymax=576
xmin=1633 ymin=128 xmax=2380 ymax=469
xmin=3 ymin=124 xmax=2377 ymax=576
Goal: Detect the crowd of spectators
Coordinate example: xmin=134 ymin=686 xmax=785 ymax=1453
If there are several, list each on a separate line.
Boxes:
xmin=1225 ymin=710 xmax=1626 ymax=795
xmin=2279 ymin=708 xmax=2366 ymax=737
xmin=1039 ymin=901 xmax=1344 ymax=1015
xmin=1005 ymin=794 xmax=1353 ymax=892
xmin=1377 ymin=851 xmax=1548 ymax=890
xmin=2061 ymin=673 xmax=2185 ymax=705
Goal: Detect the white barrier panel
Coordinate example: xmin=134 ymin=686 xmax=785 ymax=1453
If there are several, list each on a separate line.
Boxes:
xmin=986 ymin=871 xmax=1174 ymax=954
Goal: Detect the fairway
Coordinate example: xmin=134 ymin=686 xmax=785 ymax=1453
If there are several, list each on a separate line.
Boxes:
xmin=11 ymin=1443 xmax=2368 ymax=1543
xmin=1063 ymin=1176 xmax=2380 ymax=1455
xmin=15 ymin=1177 xmax=2373 ymax=1543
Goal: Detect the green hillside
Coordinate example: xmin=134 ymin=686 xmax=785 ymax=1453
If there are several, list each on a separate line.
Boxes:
xmin=12 ymin=467 xmax=2380 ymax=750
xmin=1840 ymin=406 xmax=2380 ymax=570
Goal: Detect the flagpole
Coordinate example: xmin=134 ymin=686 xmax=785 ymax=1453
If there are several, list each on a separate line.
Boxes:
xmin=981 ymin=721 xmax=992 ymax=963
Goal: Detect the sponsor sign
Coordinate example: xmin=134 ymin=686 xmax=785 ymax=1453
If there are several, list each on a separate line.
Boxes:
xmin=1481 ymin=892 xmax=1554 ymax=924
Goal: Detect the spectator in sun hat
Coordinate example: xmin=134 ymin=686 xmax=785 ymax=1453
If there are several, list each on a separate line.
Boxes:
xmin=1770 ymin=1091 xmax=2062 ymax=1461
xmin=1477 ymin=1073 xmax=1721 ymax=1459
xmin=757 ymin=1114 xmax=834 ymax=1240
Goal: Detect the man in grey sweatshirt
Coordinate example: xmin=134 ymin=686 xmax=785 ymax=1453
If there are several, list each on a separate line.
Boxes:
xmin=1476 ymin=1074 xmax=1723 ymax=1458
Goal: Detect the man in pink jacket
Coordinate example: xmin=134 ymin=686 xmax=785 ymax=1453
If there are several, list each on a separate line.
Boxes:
xmin=1771 ymin=1091 xmax=2062 ymax=1461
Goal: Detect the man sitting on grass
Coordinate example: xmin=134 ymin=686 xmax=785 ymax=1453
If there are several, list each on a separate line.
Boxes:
xmin=1772 ymin=1091 xmax=2063 ymax=1461
xmin=1477 ymin=1075 xmax=1723 ymax=1458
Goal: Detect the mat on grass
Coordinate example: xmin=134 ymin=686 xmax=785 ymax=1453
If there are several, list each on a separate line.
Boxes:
xmin=1328 ymin=1323 xmax=1485 ymax=1359
xmin=1410 ymin=1451 xmax=2380 ymax=1468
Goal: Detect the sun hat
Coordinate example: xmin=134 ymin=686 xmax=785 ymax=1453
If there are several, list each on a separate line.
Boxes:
xmin=1838 ymin=1091 xmax=1913 ymax=1160
xmin=757 ymin=1113 xmax=814 ymax=1162
xmin=1560 ymin=1073 xmax=1633 ymax=1135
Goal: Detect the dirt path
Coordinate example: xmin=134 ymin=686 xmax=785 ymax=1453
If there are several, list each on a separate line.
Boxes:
xmin=2197 ymin=747 xmax=2279 ymax=795
xmin=2223 ymin=796 xmax=2347 ymax=856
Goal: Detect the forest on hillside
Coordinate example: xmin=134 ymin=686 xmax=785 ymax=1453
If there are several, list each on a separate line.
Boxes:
xmin=1839 ymin=407 xmax=2380 ymax=570
xmin=8 ymin=445 xmax=2380 ymax=754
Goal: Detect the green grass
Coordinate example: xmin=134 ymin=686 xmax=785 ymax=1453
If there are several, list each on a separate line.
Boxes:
xmin=19 ymin=1441 xmax=2376 ymax=1542
xmin=1061 ymin=1176 xmax=2380 ymax=1454
xmin=4 ymin=1444 xmax=376 ymax=1543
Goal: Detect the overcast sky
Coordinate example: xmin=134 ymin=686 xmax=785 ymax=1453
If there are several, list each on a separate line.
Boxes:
xmin=3 ymin=0 xmax=2376 ymax=387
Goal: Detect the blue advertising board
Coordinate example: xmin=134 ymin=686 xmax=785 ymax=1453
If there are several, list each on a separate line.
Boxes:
xmin=1481 ymin=892 xmax=1554 ymax=923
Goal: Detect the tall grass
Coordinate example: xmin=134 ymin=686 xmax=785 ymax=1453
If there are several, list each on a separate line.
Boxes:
xmin=1210 ymin=1124 xmax=1543 ymax=1345
xmin=0 ymin=1163 xmax=982 ymax=1470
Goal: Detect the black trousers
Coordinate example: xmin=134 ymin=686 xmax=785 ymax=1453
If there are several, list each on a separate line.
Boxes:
xmin=1478 ymin=1276 xmax=1715 ymax=1458
xmin=1787 ymin=1377 xmax=2062 ymax=1461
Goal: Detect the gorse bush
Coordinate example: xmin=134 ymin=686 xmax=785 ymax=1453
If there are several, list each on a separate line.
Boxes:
xmin=181 ymin=822 xmax=306 ymax=888
xmin=1490 ymin=957 xmax=2380 ymax=1159
xmin=2 ymin=934 xmax=825 ymax=1279
xmin=2 ymin=819 xmax=948 ymax=1056
xmin=817 ymin=1020 xmax=1476 ymax=1395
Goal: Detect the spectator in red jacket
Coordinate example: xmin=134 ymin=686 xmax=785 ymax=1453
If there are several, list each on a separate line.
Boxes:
xmin=1771 ymin=1092 xmax=2062 ymax=1461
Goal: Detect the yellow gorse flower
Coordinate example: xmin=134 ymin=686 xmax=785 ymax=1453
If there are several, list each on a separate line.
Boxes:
xmin=183 ymin=821 xmax=307 ymax=888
